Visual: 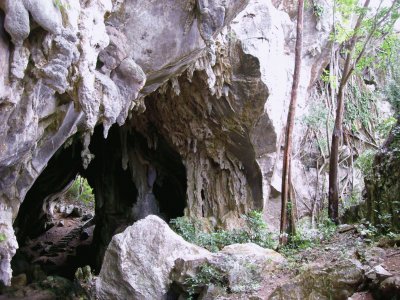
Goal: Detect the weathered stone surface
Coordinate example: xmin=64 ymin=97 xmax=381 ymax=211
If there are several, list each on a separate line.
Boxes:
xmin=0 ymin=0 xmax=335 ymax=287
xmin=269 ymin=260 xmax=364 ymax=300
xmin=378 ymin=275 xmax=400 ymax=298
xmin=95 ymin=215 xmax=211 ymax=300
xmin=171 ymin=243 xmax=286 ymax=297
xmin=0 ymin=0 xmax=248 ymax=284
xmin=0 ymin=206 xmax=18 ymax=286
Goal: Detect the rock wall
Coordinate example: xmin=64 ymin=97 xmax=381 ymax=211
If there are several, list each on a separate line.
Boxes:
xmin=366 ymin=116 xmax=400 ymax=231
xmin=0 ymin=0 xmax=248 ymax=285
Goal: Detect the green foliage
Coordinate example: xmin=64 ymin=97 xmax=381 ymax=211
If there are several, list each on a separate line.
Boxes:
xmin=320 ymin=69 xmax=337 ymax=88
xmin=377 ymin=116 xmax=397 ymax=140
xmin=169 ymin=211 xmax=274 ymax=252
xmin=355 ymin=149 xmax=376 ymax=179
xmin=384 ymin=77 xmax=400 ymax=114
xmin=241 ymin=210 xmax=274 ymax=248
xmin=345 ymin=86 xmax=375 ymax=131
xmin=281 ymin=216 xmax=337 ymax=252
xmin=305 ymin=0 xmax=324 ymax=18
xmin=184 ymin=264 xmax=226 ymax=299
xmin=313 ymin=4 xmax=324 ymax=18
xmin=0 ymin=233 xmax=6 ymax=242
xmin=355 ymin=222 xmax=378 ymax=239
xmin=66 ymin=175 xmax=94 ymax=204
xmin=342 ymin=189 xmax=362 ymax=210
xmin=303 ymin=102 xmax=329 ymax=130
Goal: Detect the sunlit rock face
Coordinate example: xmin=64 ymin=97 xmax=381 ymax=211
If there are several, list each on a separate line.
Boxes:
xmin=0 ymin=0 xmax=333 ymax=285
xmin=0 ymin=0 xmax=248 ymax=285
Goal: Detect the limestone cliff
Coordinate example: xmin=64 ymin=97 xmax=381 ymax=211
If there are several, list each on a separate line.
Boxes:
xmin=0 ymin=0 xmax=332 ymax=285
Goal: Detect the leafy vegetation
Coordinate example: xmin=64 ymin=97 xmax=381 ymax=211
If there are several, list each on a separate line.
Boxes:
xmin=184 ymin=263 xmax=226 ymax=299
xmin=281 ymin=216 xmax=337 ymax=253
xmin=65 ymin=175 xmax=94 ymax=205
xmin=169 ymin=211 xmax=274 ymax=252
xmin=355 ymin=149 xmax=376 ymax=179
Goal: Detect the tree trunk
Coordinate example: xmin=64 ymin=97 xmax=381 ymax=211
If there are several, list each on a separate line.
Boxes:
xmin=280 ymin=0 xmax=304 ymax=245
xmin=328 ymin=85 xmax=344 ymax=223
xmin=328 ymin=0 xmax=371 ymax=224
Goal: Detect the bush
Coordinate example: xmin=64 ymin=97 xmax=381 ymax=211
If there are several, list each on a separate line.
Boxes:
xmin=282 ymin=216 xmax=337 ymax=252
xmin=184 ymin=263 xmax=226 ymax=299
xmin=355 ymin=149 xmax=376 ymax=179
xmin=169 ymin=211 xmax=274 ymax=252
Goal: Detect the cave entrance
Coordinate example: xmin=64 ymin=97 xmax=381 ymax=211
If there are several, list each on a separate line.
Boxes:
xmin=11 ymin=139 xmax=98 ymax=280
xmin=11 ymin=124 xmax=187 ymax=281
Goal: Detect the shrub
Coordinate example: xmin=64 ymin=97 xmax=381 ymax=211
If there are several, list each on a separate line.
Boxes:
xmin=355 ymin=149 xmax=376 ymax=179
xmin=184 ymin=263 xmax=226 ymax=299
xmin=282 ymin=216 xmax=337 ymax=252
xmin=169 ymin=211 xmax=274 ymax=252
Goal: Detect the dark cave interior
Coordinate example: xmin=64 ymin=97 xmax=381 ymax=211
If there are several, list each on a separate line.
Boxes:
xmin=11 ymin=124 xmax=187 ymax=280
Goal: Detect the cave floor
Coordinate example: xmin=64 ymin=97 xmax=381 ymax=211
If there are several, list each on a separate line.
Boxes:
xmin=15 ymin=196 xmax=95 ymax=280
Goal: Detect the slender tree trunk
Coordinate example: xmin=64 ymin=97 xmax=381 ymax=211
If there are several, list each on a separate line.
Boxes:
xmin=280 ymin=0 xmax=304 ymax=245
xmin=328 ymin=85 xmax=345 ymax=223
xmin=328 ymin=0 xmax=371 ymax=224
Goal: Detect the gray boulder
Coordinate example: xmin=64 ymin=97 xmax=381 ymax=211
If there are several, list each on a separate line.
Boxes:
xmin=95 ymin=215 xmax=211 ymax=300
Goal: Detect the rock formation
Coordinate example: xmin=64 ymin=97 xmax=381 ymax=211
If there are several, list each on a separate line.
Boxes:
xmin=96 ymin=215 xmax=286 ymax=300
xmin=0 ymin=0 xmax=333 ymax=285
xmin=96 ymin=215 xmax=211 ymax=300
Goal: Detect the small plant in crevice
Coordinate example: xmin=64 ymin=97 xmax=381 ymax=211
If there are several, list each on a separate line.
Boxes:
xmin=184 ymin=263 xmax=226 ymax=299
xmin=169 ymin=210 xmax=274 ymax=252
xmin=0 ymin=232 xmax=6 ymax=242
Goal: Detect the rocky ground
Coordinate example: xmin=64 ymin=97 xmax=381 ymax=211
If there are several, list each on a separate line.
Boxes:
xmin=191 ymin=225 xmax=400 ymax=299
xmin=1 ymin=215 xmax=399 ymax=299
xmin=0 ymin=196 xmax=95 ymax=299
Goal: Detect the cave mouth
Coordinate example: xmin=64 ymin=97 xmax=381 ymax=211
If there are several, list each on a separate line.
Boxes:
xmin=11 ymin=138 xmax=98 ymax=280
xmin=11 ymin=124 xmax=187 ymax=281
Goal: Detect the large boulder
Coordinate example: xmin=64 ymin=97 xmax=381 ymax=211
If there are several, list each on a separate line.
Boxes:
xmin=95 ymin=215 xmax=211 ymax=300
xmin=269 ymin=259 xmax=364 ymax=300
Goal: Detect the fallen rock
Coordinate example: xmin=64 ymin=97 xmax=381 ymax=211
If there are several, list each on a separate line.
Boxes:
xmin=69 ymin=207 xmax=83 ymax=218
xmin=81 ymin=213 xmax=93 ymax=222
xmin=360 ymin=247 xmax=386 ymax=267
xmin=366 ymin=265 xmax=392 ymax=281
xmin=95 ymin=215 xmax=211 ymax=300
xmin=269 ymin=259 xmax=364 ymax=300
xmin=219 ymin=243 xmax=285 ymax=264
xmin=338 ymin=224 xmax=355 ymax=233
